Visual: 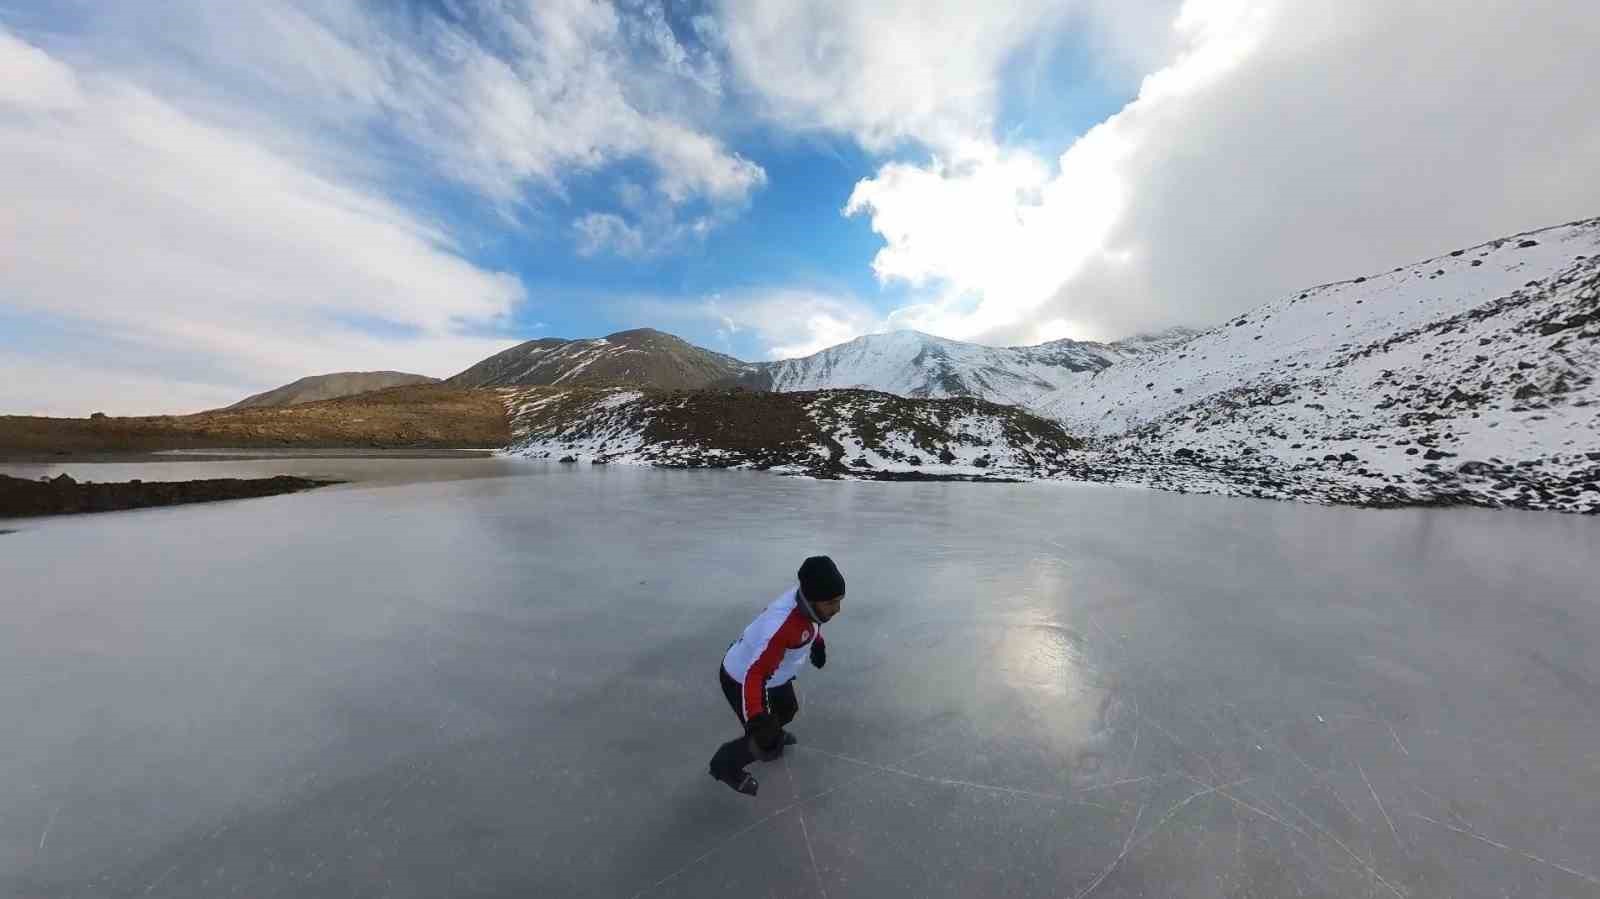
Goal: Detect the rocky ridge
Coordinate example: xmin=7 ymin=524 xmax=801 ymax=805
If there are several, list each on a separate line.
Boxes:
xmin=504 ymin=386 xmax=1082 ymax=481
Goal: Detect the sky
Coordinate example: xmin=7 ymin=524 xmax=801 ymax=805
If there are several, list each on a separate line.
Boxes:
xmin=2 ymin=0 xmax=1598 ymax=415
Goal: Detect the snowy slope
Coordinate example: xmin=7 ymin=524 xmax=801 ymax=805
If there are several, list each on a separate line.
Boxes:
xmin=502 ymin=386 xmax=1081 ymax=481
xmin=1032 ymin=218 xmax=1600 ymax=512
xmin=747 ymin=328 xmax=1197 ymax=407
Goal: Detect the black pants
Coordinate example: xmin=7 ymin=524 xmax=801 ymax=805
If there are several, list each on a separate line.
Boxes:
xmin=708 ymin=665 xmax=798 ymax=780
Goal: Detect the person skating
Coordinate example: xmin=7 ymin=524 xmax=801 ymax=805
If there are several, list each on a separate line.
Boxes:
xmin=708 ymin=556 xmax=845 ymax=796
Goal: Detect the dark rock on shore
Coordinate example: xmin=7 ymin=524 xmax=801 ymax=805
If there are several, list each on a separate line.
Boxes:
xmin=0 ymin=474 xmax=340 ymax=518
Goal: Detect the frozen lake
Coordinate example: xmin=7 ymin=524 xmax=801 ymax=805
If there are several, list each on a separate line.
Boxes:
xmin=3 ymin=460 xmax=1598 ymax=898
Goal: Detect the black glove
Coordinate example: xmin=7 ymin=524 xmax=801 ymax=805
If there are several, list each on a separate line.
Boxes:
xmin=745 ymin=713 xmax=784 ymax=760
xmin=810 ymin=637 xmax=826 ymax=670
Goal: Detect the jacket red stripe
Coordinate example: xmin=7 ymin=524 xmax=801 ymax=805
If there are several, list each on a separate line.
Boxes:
xmin=742 ymin=608 xmax=810 ymax=720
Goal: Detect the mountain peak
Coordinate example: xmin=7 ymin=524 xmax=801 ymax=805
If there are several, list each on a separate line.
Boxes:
xmin=225 ymin=371 xmax=438 ymax=410
xmin=748 ymin=327 xmax=1127 ymax=404
xmin=448 ymin=328 xmax=748 ymax=389
xmin=830 ymin=329 xmax=968 ymax=352
xmin=603 ymin=327 xmax=675 ymax=342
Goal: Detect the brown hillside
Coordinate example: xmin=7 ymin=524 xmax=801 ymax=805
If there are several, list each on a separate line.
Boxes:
xmin=226 ymin=371 xmax=438 ymax=409
xmin=0 ymin=385 xmax=510 ymax=458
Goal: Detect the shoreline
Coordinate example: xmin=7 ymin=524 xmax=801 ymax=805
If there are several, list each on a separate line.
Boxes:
xmin=0 ymin=446 xmax=500 ymax=465
xmin=6 ymin=449 xmax=1593 ymax=517
xmin=518 ymin=451 xmax=1600 ymax=514
xmin=0 ymin=473 xmax=342 ymax=519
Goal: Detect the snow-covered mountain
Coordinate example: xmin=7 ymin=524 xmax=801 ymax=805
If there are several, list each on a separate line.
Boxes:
xmin=742 ymin=327 xmax=1198 ymax=406
xmin=448 ymin=328 xmax=752 ymax=390
xmin=477 ymin=215 xmax=1600 ymax=512
xmin=493 ymin=217 xmax=1598 ymax=512
xmin=452 ymin=321 xmax=1197 ymax=407
xmin=1032 ymin=217 xmax=1600 ymax=512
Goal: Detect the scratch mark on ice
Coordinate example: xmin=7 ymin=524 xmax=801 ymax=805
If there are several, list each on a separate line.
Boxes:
xmin=1076 ymin=802 xmax=1145 ymax=899
xmin=143 ymin=862 xmax=181 ymax=896
xmin=1137 ymin=777 xmax=1255 ymax=851
xmin=1276 ymin=794 xmax=1406 ymax=898
xmin=783 ymin=756 xmax=828 ymax=899
xmin=1357 ymin=761 xmax=1399 ymax=842
xmin=39 ymin=804 xmax=61 ymax=851
xmin=1386 ymin=722 xmax=1409 ymax=757
xmin=796 ymin=746 xmax=1112 ymax=807
xmin=1410 ymin=814 xmax=1600 ymax=888
xmin=1124 ymin=693 xmax=1141 ymax=773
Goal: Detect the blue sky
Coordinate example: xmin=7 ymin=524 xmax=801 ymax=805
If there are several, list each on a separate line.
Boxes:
xmin=3 ymin=0 xmax=1597 ymax=414
xmin=493 ymin=133 xmax=893 ymax=355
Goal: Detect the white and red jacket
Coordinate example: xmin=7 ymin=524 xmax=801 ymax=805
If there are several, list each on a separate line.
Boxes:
xmin=721 ymin=587 xmax=823 ymax=720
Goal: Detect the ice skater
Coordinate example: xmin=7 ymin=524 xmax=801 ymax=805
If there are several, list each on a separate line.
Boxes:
xmin=708 ymin=555 xmax=845 ymax=796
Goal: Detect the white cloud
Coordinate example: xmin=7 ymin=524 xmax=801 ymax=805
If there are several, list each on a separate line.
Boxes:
xmin=51 ymin=1 xmax=764 ymax=247
xmin=843 ymin=0 xmax=1600 ymax=344
xmin=716 ymin=0 xmax=1074 ymax=152
xmin=635 ymin=289 xmax=883 ymax=360
xmin=844 ymin=137 xmax=1126 ymax=341
xmin=625 ymin=0 xmax=724 ymax=96
xmin=0 ymin=27 xmax=522 ymax=414
xmin=708 ymin=291 xmax=883 ymax=360
xmin=397 ymin=2 xmax=763 ymax=216
xmin=574 ymin=213 xmax=647 ymax=258
xmin=0 ymin=25 xmax=81 ymax=109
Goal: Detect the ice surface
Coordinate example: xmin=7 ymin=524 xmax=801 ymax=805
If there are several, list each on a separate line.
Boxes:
xmin=2 ymin=460 xmax=1598 ymax=897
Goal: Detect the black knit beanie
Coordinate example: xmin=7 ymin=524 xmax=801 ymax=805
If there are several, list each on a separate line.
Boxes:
xmin=798 ymin=555 xmax=846 ymax=603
